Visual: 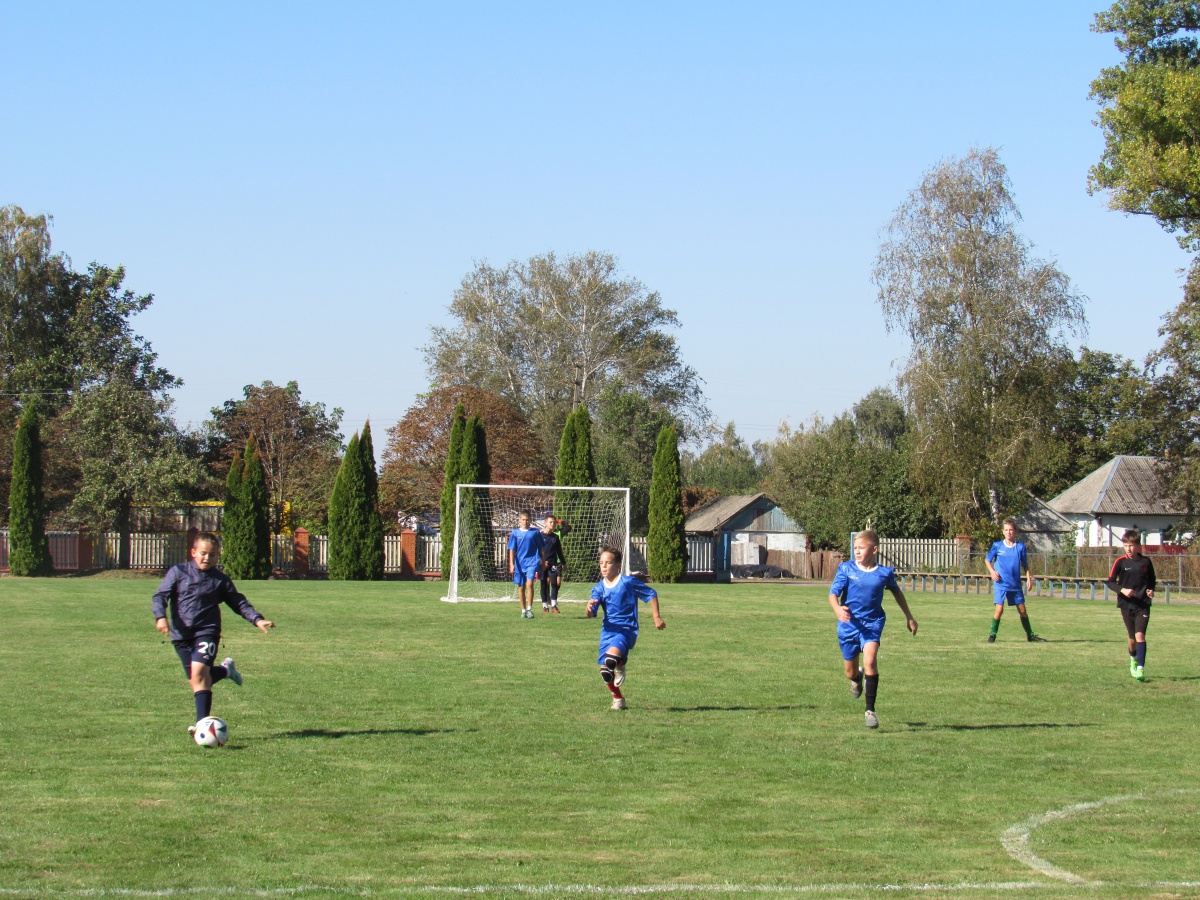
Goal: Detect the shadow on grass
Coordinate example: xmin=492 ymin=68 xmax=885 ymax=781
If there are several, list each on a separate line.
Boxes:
xmin=663 ymin=704 xmax=816 ymax=713
xmin=269 ymin=728 xmax=458 ymax=740
xmin=903 ymin=722 xmax=1095 ymax=731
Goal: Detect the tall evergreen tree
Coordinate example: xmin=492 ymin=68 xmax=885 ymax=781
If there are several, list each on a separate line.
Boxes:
xmin=327 ymin=433 xmax=360 ymax=580
xmin=457 ymin=415 xmax=495 ymax=578
xmin=243 ymin=441 xmax=273 ymax=579
xmin=439 ymin=404 xmax=467 ymax=580
xmin=555 ymin=404 xmax=597 ymax=581
xmin=8 ymin=401 xmax=53 ymax=576
xmin=221 ymin=445 xmax=253 ymax=578
xmin=358 ymin=420 xmax=385 ymax=580
xmin=648 ymin=422 xmax=687 ymax=583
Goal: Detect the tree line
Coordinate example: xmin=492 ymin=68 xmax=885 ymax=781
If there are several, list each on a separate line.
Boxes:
xmin=7 ymin=2 xmax=1200 ymax=561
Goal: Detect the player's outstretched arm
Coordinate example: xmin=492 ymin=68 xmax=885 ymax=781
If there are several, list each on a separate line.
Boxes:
xmin=255 ymin=618 xmax=275 ymax=633
xmin=649 ymin=596 xmax=665 ymax=630
xmin=890 ymin=587 xmax=917 ymax=635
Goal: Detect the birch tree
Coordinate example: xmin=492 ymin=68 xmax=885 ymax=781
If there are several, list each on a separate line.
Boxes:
xmin=872 ymin=148 xmax=1086 ymax=528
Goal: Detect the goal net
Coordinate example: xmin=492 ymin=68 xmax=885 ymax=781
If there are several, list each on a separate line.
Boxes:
xmin=443 ymin=484 xmax=631 ymax=602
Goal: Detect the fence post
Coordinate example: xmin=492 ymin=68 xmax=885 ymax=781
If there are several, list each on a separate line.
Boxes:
xmin=77 ymin=530 xmax=92 ymax=572
xmin=400 ymin=529 xmax=416 ymax=577
xmin=294 ymin=528 xmax=309 ymax=577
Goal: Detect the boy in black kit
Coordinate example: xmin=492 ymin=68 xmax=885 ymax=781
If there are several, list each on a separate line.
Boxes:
xmin=152 ymin=532 xmax=275 ymax=733
xmin=1106 ymin=529 xmax=1155 ymax=681
xmin=539 ymin=515 xmax=566 ymax=613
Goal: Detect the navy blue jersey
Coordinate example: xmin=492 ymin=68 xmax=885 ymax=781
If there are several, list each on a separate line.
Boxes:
xmin=152 ymin=561 xmax=263 ymax=641
xmin=986 ymin=541 xmax=1029 ymax=590
xmin=829 ymin=561 xmax=898 ymax=622
xmin=590 ymin=575 xmax=657 ymax=632
xmin=539 ymin=531 xmax=566 ymax=567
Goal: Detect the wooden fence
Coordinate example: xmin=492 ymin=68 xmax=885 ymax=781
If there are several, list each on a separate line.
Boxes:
xmin=878 ymin=537 xmax=960 ymax=571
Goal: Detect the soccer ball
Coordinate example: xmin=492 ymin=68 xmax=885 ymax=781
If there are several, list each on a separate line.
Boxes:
xmin=193 ymin=716 xmax=229 ymax=748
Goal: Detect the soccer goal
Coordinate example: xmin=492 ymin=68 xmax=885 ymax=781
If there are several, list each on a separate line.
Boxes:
xmin=443 ymin=484 xmax=631 ymax=602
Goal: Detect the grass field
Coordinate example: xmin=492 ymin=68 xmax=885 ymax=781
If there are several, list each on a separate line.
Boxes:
xmin=1 ymin=577 xmax=1198 ymax=899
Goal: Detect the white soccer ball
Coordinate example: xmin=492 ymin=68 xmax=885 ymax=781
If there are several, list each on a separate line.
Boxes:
xmin=193 ymin=716 xmax=229 ymax=748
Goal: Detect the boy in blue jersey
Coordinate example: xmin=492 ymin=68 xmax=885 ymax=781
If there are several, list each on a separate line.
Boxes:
xmin=829 ymin=530 xmax=917 ymax=729
xmin=985 ymin=518 xmax=1044 ymax=643
xmin=586 ymin=545 xmax=665 ymax=710
xmin=152 ymin=532 xmax=275 ymax=736
xmin=507 ymin=512 xmax=543 ymax=619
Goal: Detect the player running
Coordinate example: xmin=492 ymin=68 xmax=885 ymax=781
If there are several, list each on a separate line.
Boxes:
xmin=586 ymin=546 xmax=665 ymax=710
xmin=1106 ymin=529 xmax=1156 ymax=681
xmin=151 ymin=532 xmax=274 ymax=736
xmin=828 ymin=530 xmax=917 ymax=729
xmin=507 ymin=512 xmax=543 ymax=619
xmin=985 ymin=518 xmax=1045 ymax=643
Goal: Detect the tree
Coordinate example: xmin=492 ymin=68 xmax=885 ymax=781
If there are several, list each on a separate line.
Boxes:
xmin=872 ymin=148 xmax=1087 ymax=528
xmin=65 ymin=377 xmax=204 ymax=569
xmin=648 ymin=423 xmax=687 ymax=582
xmin=423 ymin=251 xmax=709 ymax=468
xmin=206 ymin=381 xmax=344 ymax=530
xmin=438 ymin=404 xmax=467 ymax=580
xmin=379 ymin=386 xmax=545 ymax=523
xmin=682 ymin=422 xmax=764 ymax=496
xmin=592 ymin=382 xmax=675 ymax=533
xmin=556 ymin=404 xmax=597 ymax=580
xmin=1147 ymin=278 xmax=1200 ymax=515
xmin=327 ymin=427 xmax=384 ymax=581
xmin=222 ymin=449 xmax=249 ymax=574
xmin=762 ymin=392 xmax=941 ymax=552
xmin=8 ymin=401 xmax=52 ymax=576
xmin=243 ymin=442 xmax=273 ymax=579
xmin=457 ymin=415 xmax=494 ymax=579
xmin=1090 ymin=1 xmax=1200 ymax=251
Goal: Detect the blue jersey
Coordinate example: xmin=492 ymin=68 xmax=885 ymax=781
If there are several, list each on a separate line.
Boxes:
xmin=986 ymin=541 xmax=1028 ymax=590
xmin=507 ymin=528 xmax=543 ymax=571
xmin=829 ymin=560 xmax=898 ymax=622
xmin=590 ymin=575 xmax=657 ymax=632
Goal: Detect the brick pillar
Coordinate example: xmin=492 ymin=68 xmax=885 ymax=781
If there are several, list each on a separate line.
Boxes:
xmin=294 ymin=528 xmax=310 ymax=577
xmin=400 ymin=529 xmax=416 ymax=577
xmin=956 ymin=535 xmax=972 ymax=573
xmin=77 ymin=529 xmax=93 ymax=572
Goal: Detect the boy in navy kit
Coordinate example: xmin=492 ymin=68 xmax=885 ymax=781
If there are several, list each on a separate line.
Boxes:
xmin=828 ymin=529 xmax=917 ymax=729
xmin=152 ymin=532 xmax=274 ymax=735
xmin=507 ymin=512 xmax=543 ymax=619
xmin=539 ymin=514 xmax=566 ymax=613
xmin=1106 ymin=529 xmax=1156 ymax=681
xmin=586 ymin=546 xmax=665 ymax=710
xmin=985 ymin=518 xmax=1044 ymax=643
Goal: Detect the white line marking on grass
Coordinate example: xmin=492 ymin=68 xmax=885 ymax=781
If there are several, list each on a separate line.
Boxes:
xmin=1000 ymin=788 xmax=1198 ymax=884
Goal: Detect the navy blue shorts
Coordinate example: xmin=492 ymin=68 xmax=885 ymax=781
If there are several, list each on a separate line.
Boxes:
xmin=173 ymin=627 xmax=221 ymax=674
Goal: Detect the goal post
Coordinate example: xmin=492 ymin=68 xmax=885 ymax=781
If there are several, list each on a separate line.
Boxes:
xmin=443 ymin=484 xmax=631 ymax=602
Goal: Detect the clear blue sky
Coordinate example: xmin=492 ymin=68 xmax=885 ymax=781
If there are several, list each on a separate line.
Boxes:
xmin=2 ymin=2 xmax=1187 ymax=446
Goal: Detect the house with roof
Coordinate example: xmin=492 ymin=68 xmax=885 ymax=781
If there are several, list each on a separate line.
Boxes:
xmin=1047 ymin=456 xmax=1184 ymax=547
xmin=684 ymin=493 xmax=806 ymax=578
xmin=1012 ymin=493 xmax=1076 ymax=553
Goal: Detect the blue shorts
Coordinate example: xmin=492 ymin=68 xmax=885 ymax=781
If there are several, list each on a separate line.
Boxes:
xmin=598 ymin=626 xmax=637 ymax=664
xmin=512 ymin=564 xmax=540 ymax=585
xmin=994 ymin=587 xmax=1025 ymax=606
xmin=837 ymin=618 xmax=884 ymax=660
xmin=173 ymin=627 xmax=221 ymax=674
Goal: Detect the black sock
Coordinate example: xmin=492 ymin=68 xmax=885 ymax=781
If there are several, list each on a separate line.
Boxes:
xmin=194 ymin=690 xmax=213 ymax=722
xmin=211 ymin=666 xmax=227 ymax=684
xmin=1136 ymin=642 xmax=1147 ymax=667
xmin=864 ymin=674 xmax=879 ymax=712
xmin=550 ymin=581 xmax=560 ymax=602
xmin=540 ymin=579 xmax=550 ymax=604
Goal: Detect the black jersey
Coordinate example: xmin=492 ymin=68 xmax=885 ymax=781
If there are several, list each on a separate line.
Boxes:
xmin=539 ymin=531 xmax=566 ymax=567
xmin=1106 ymin=554 xmax=1156 ymax=609
xmin=152 ymin=560 xmax=263 ymax=640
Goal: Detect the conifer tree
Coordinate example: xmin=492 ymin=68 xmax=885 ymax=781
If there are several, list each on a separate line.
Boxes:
xmin=439 ymin=404 xmax=467 ymax=580
xmin=555 ymin=404 xmax=597 ymax=581
xmin=458 ymin=415 xmax=495 ymax=578
xmin=328 ymin=433 xmax=360 ymax=580
xmin=242 ymin=441 xmax=273 ymax=579
xmin=358 ymin=420 xmax=385 ymax=580
xmin=221 ymin=449 xmax=251 ymax=576
xmin=8 ymin=401 xmax=53 ymax=577
xmin=648 ymin=422 xmax=687 ymax=583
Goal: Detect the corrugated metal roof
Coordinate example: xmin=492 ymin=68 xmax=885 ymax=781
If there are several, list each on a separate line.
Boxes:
xmin=685 ymin=493 xmax=765 ymax=532
xmin=1048 ymin=456 xmax=1183 ymax=517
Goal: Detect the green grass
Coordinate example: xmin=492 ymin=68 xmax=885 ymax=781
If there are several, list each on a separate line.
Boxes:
xmin=1 ymin=578 xmax=1198 ymax=899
